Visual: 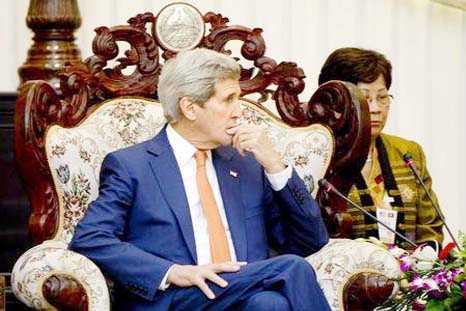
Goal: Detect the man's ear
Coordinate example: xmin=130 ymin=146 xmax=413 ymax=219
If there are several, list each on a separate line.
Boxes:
xmin=179 ymin=97 xmax=197 ymax=121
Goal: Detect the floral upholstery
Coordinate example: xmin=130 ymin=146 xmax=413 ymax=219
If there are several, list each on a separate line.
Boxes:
xmin=12 ymin=97 xmax=398 ymax=311
xmin=47 ymin=99 xmax=167 ymax=243
xmin=306 ymin=239 xmax=401 ymax=310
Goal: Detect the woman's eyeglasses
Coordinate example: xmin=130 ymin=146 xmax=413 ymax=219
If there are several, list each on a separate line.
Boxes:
xmin=361 ymin=92 xmax=394 ymax=107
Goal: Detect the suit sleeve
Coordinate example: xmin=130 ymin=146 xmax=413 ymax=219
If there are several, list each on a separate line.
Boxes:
xmin=265 ymin=169 xmax=329 ymax=257
xmin=412 ymin=142 xmax=444 ymax=245
xmin=69 ymin=152 xmax=173 ymax=301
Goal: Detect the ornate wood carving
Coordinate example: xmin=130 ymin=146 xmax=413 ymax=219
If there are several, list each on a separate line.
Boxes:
xmin=15 ymin=0 xmax=83 ymax=244
xmin=42 ymin=274 xmax=88 ymax=311
xmin=308 ymin=81 xmax=371 ymax=237
xmin=19 ymin=0 xmax=82 ymax=90
xmin=15 ymin=81 xmax=61 ymax=244
xmin=343 ymin=272 xmax=395 ymax=311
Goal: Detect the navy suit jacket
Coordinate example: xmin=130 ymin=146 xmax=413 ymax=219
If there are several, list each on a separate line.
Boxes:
xmin=69 ymin=126 xmax=329 ymax=309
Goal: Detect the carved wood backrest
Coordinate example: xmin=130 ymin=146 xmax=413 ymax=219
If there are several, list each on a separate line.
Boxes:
xmin=14 ymin=3 xmax=370 ymax=244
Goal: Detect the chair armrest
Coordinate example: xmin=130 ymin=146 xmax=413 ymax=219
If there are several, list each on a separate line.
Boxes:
xmin=306 ymin=238 xmax=401 ymax=311
xmin=11 ymin=240 xmax=110 ymax=310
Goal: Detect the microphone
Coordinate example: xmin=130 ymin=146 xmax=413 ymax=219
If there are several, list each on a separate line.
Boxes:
xmin=403 ymin=153 xmax=461 ymax=250
xmin=319 ymin=179 xmax=417 ymax=248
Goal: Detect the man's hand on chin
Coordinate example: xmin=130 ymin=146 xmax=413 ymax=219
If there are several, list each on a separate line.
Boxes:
xmin=226 ymin=125 xmax=286 ymax=174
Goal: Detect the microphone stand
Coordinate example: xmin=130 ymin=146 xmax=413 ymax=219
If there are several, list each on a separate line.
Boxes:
xmin=319 ymin=179 xmax=417 ymax=248
xmin=403 ymin=153 xmax=462 ymax=250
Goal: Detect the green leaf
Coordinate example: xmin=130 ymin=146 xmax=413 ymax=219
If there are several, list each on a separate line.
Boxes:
xmin=456 ymin=250 xmax=466 ymax=259
xmin=456 ymin=274 xmax=465 ymax=283
xmin=426 ymin=299 xmax=444 ymax=311
xmin=444 ymin=261 xmax=464 ymax=270
xmin=458 ymin=231 xmax=466 ymax=250
xmin=443 ymin=295 xmax=463 ymax=311
xmin=450 ymin=283 xmax=462 ymax=295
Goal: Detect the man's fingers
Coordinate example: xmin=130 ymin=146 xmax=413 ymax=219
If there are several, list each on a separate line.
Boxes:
xmin=211 ymin=262 xmax=246 ymax=273
xmin=222 ymin=260 xmax=247 ymax=267
xmin=206 ymin=273 xmax=228 ymax=288
xmin=225 ymin=126 xmax=239 ymax=135
xmin=234 ymin=132 xmax=258 ymax=155
xmin=196 ymin=280 xmax=215 ymax=299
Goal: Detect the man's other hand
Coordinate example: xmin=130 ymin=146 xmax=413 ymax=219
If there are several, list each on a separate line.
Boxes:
xmin=167 ymin=261 xmax=247 ymax=299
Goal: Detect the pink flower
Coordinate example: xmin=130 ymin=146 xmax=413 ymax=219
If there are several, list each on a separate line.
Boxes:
xmin=448 ymin=267 xmax=464 ymax=280
xmin=411 ymin=274 xmax=424 ymax=291
xmin=461 ymin=281 xmax=466 ymax=298
xmin=400 ymin=256 xmax=413 ymax=272
xmin=422 ymin=278 xmax=439 ymax=291
xmin=432 ymin=269 xmax=449 ymax=290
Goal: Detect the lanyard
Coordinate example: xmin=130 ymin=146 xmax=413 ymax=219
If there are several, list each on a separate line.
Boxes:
xmin=354 ymin=136 xmax=406 ymax=242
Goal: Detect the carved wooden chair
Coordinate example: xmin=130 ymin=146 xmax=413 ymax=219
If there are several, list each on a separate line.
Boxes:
xmin=12 ymin=3 xmax=400 ymax=310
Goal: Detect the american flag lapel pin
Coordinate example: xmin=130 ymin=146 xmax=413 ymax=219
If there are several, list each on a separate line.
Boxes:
xmin=229 ymin=170 xmax=238 ymax=178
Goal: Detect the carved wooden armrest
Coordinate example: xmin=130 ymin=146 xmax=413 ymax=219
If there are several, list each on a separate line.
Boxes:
xmin=342 ymin=271 xmax=397 ymax=311
xmin=306 ymin=239 xmax=400 ymax=310
xmin=11 ymin=240 xmax=110 ymax=310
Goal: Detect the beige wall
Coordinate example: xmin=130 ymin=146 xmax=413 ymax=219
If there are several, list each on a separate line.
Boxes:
xmin=1 ymin=0 xmax=465 ymax=241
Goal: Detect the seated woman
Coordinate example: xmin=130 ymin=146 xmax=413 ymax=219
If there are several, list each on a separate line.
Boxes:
xmin=318 ymin=47 xmax=443 ymax=249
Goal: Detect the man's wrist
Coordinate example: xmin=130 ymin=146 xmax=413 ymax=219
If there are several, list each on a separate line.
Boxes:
xmin=264 ymin=158 xmax=287 ymax=174
xmin=159 ymin=264 xmax=175 ymax=291
xmin=265 ymin=160 xmax=292 ymax=191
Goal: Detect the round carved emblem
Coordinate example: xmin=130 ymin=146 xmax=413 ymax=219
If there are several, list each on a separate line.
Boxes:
xmin=154 ymin=2 xmax=205 ymax=52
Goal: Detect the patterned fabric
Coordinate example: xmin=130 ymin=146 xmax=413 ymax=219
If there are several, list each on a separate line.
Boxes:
xmin=306 ymin=239 xmax=401 ymax=310
xmin=347 ymin=133 xmax=444 ymax=247
xmin=11 ymin=240 xmax=109 ymax=310
xmin=47 ymin=99 xmax=167 ymax=243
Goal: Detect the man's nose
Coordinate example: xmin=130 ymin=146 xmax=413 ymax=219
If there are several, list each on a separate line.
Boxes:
xmin=232 ymin=100 xmax=243 ymax=118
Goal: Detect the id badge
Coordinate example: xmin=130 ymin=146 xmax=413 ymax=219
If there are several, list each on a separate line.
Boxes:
xmin=376 ymin=208 xmax=398 ymax=244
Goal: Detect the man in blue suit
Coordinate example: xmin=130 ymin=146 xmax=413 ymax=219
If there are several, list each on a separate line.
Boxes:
xmin=70 ymin=48 xmax=330 ymax=310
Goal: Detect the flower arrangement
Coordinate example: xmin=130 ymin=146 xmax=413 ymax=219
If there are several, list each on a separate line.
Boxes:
xmin=380 ymin=232 xmax=466 ymax=311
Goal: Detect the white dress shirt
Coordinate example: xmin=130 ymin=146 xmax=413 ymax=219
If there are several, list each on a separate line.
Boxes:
xmin=159 ymin=124 xmax=292 ymax=289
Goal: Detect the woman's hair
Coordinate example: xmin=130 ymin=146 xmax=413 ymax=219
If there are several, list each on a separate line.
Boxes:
xmin=158 ymin=48 xmax=241 ymax=123
xmin=318 ymin=47 xmax=392 ymax=89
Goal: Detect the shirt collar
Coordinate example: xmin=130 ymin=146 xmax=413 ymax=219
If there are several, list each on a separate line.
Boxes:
xmin=166 ymin=124 xmax=212 ymax=166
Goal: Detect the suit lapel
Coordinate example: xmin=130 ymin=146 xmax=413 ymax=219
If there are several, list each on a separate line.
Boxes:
xmin=213 ymin=148 xmax=247 ymax=261
xmin=146 ymin=127 xmax=197 ymax=263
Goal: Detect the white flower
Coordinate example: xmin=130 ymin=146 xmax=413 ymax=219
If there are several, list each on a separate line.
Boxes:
xmin=411 ymin=244 xmax=437 ymax=271
xmin=389 ymin=245 xmax=408 ymax=258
